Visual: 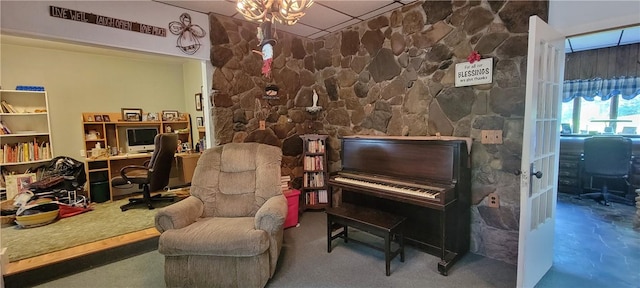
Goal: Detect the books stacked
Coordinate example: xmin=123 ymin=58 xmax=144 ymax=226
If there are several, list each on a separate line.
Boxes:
xmin=280 ymin=175 xmax=291 ymax=191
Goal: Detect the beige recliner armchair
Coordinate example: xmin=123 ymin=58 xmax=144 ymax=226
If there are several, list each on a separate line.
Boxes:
xmin=155 ymin=143 xmax=287 ymax=288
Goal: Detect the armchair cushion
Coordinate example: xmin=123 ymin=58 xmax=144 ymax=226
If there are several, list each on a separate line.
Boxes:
xmin=190 ymin=143 xmax=282 ymax=218
xmin=159 ymin=217 xmax=269 ymax=257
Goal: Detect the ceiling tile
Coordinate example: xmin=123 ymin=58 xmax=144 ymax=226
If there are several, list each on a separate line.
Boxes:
xmin=317 ymin=1 xmax=395 ymax=18
xmin=158 ymin=1 xmax=237 ymax=17
xmin=327 ymin=18 xmax=361 ymax=32
xmin=308 ymin=30 xmax=331 ymax=39
xmin=273 ymin=23 xmax=322 ymax=38
xmin=358 ymin=2 xmax=402 ymax=21
xmin=297 ymin=4 xmax=353 ymax=30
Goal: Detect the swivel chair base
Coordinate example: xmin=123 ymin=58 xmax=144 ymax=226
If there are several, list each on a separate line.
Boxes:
xmin=120 ymin=189 xmax=175 ymax=211
xmin=578 ymin=184 xmax=634 ymax=206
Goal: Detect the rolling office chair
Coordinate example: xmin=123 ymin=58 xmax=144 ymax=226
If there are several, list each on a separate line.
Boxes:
xmin=112 ymin=133 xmax=178 ymax=211
xmin=579 ymin=136 xmax=634 ymax=206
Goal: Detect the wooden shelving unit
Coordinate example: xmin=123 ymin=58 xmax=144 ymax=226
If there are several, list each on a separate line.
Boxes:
xmin=300 ymin=134 xmax=329 ymax=211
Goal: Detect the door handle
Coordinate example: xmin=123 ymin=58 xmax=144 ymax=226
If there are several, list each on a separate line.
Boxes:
xmin=532 ymin=171 xmax=543 ymax=179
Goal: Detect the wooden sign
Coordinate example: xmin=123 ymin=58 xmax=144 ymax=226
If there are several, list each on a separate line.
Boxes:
xmin=49 ymin=6 xmax=166 ymax=37
xmin=455 ymin=58 xmax=493 ymax=87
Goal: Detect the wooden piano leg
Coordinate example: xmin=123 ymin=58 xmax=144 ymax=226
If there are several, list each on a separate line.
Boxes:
xmin=385 ymin=233 xmax=391 ymax=276
xmin=438 ymin=251 xmax=460 ymax=276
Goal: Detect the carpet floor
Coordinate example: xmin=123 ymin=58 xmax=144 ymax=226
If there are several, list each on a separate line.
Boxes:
xmin=1 ymin=198 xmax=172 ymax=262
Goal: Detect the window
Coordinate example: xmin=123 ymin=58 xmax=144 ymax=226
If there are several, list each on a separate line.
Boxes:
xmin=561 ymin=76 xmax=640 ymax=135
xmin=562 ymin=95 xmax=639 ymax=134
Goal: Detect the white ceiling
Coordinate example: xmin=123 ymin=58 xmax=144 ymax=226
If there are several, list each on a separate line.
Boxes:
xmin=157 ymin=1 xmax=640 ymax=52
xmin=155 ymin=0 xmax=418 ymax=39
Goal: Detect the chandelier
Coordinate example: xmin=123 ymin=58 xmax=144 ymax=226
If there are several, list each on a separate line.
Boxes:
xmin=236 ymin=0 xmax=314 ymax=25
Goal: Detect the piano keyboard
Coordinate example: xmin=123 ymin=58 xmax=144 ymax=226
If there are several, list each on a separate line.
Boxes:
xmin=332 ymin=176 xmax=441 ymax=199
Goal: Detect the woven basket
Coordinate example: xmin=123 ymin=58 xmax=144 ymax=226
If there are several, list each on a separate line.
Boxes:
xmin=1 ymin=199 xmax=17 ymax=225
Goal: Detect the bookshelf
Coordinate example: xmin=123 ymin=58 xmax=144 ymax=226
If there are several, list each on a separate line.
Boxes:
xmin=0 ymin=90 xmax=54 ymax=200
xmin=300 ymin=134 xmax=329 ymax=211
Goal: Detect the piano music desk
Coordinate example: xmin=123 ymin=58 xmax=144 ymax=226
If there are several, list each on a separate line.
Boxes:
xmin=326 ymin=203 xmax=406 ymax=276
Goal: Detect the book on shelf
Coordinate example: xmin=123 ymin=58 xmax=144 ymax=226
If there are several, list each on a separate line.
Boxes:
xmin=303 ymin=156 xmax=324 ymax=170
xmin=1 ymin=139 xmax=50 ymax=163
xmin=304 ymin=190 xmax=328 ymax=205
xmin=0 ymin=121 xmax=11 ymax=134
xmin=306 ymin=139 xmax=325 ymax=154
xmin=1 ymin=100 xmax=18 ymax=113
xmin=318 ymin=190 xmax=328 ymax=203
xmin=303 ymin=172 xmax=324 ymax=188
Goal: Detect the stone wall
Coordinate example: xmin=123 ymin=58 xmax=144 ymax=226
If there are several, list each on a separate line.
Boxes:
xmin=209 ymin=0 xmax=548 ymax=265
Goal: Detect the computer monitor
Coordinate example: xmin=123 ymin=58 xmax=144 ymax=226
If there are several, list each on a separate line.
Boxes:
xmin=126 ymin=127 xmax=158 ymax=153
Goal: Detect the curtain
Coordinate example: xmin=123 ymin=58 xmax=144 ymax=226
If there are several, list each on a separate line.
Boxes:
xmin=563 ymin=76 xmax=640 ymax=102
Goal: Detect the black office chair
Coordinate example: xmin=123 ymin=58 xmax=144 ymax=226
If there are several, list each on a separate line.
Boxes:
xmin=579 ymin=136 xmax=634 ymax=206
xmin=112 ymin=133 xmax=178 ymax=211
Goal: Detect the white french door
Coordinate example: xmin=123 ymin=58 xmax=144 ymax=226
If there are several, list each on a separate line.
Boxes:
xmin=517 ymin=15 xmax=565 ymax=288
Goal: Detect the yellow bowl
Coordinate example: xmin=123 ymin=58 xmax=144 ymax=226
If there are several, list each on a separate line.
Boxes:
xmin=15 ymin=209 xmax=59 ymax=228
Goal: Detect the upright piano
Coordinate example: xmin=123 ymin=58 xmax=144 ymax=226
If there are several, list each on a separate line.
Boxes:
xmin=328 ymin=136 xmax=471 ymax=275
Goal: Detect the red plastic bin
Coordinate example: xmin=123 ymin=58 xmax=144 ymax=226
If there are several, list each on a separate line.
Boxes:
xmin=283 ymin=189 xmax=300 ymax=228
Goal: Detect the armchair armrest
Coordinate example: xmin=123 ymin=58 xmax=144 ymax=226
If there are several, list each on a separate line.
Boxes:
xmin=255 ymin=194 xmax=288 ymax=233
xmin=155 ymin=196 xmax=204 ymax=232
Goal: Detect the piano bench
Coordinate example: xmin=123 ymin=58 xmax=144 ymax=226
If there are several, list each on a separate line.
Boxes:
xmin=326 ymin=203 xmax=406 ymax=276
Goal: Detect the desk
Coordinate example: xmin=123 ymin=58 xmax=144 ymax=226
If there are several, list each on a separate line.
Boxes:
xmin=176 ymin=153 xmax=200 ymax=183
xmin=84 ymin=152 xmax=200 ymax=202
xmin=558 ymin=136 xmax=640 ymax=197
xmin=589 ymin=119 xmax=632 ymax=133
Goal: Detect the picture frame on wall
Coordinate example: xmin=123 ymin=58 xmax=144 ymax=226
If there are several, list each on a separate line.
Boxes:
xmin=196 ymin=116 xmax=203 ymax=127
xmin=162 ymin=110 xmax=179 ymax=121
xmin=121 ymin=108 xmax=142 ymax=121
xmin=195 ymin=93 xmax=203 ymax=111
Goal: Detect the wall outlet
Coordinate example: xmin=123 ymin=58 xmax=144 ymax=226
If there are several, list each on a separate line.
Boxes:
xmin=481 ymin=130 xmax=503 ymax=144
xmin=487 ymin=192 xmax=500 ymax=208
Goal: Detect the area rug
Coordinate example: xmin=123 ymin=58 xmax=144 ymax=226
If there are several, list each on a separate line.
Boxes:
xmin=0 ymin=197 xmax=176 ymax=262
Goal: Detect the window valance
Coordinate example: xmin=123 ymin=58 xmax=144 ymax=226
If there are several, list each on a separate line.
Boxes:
xmin=563 ymin=76 xmax=640 ymax=103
